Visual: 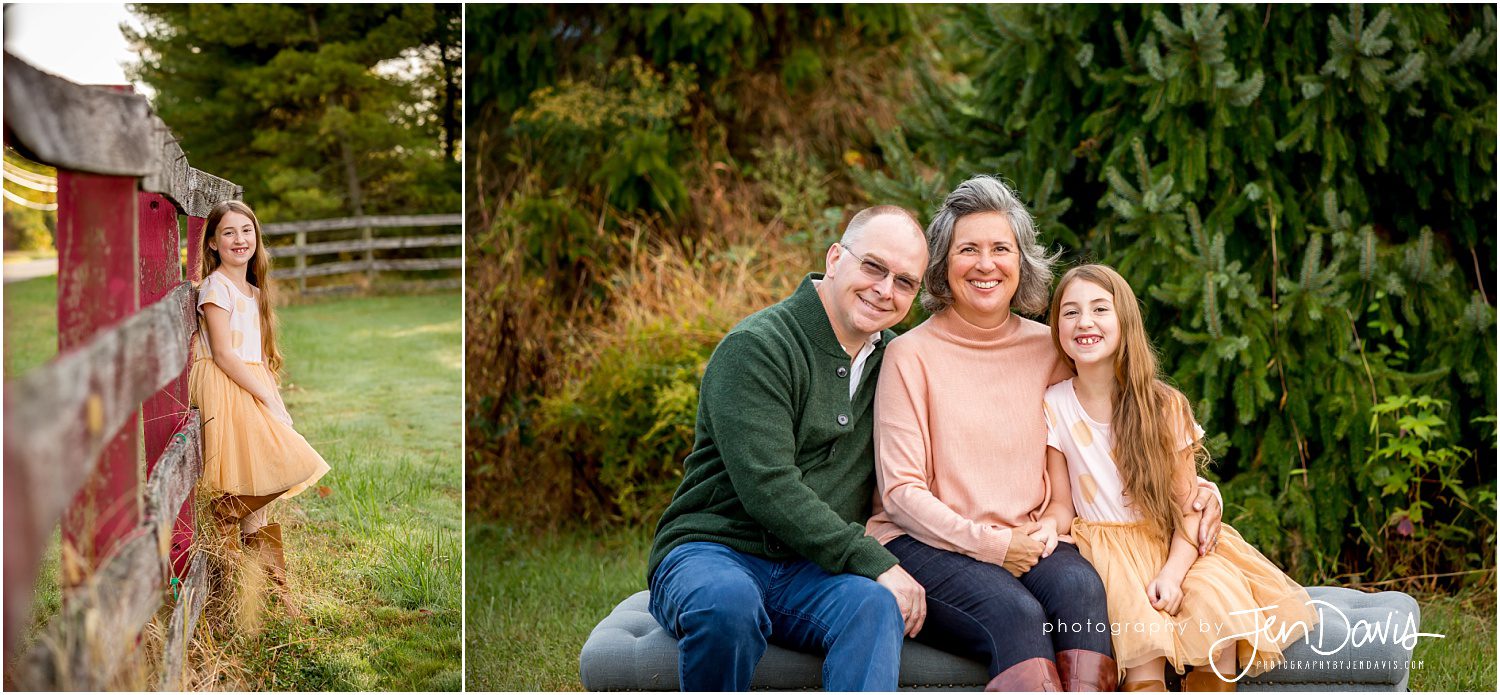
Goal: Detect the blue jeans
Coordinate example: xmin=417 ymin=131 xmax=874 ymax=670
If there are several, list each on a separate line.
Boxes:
xmin=648 ymin=542 xmax=904 ymax=691
xmin=886 ymin=534 xmax=1112 ymax=676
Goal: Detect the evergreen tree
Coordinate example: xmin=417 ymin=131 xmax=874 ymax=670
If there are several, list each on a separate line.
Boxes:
xmin=862 ymin=4 xmax=1496 ymax=583
xmin=126 ymin=4 xmax=462 ymax=221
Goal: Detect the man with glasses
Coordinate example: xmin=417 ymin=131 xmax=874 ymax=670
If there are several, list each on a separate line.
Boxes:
xmin=646 ymin=206 xmax=931 ymax=691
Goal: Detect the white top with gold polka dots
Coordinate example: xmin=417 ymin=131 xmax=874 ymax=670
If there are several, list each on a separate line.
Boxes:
xmin=197 ymin=270 xmax=262 ymax=363
xmin=1044 ymin=378 xmax=1204 ymax=524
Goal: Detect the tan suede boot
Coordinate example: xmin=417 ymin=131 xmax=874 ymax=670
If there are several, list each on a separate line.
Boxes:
xmin=1121 ymin=679 xmax=1168 ymax=691
xmin=985 ymin=658 xmax=1062 ymax=692
xmin=1184 ymin=670 xmax=1237 ymax=692
xmin=212 ymin=492 xmax=282 ymax=551
xmin=209 ymin=496 xmax=244 ymax=550
xmin=245 ymin=523 xmax=301 ymax=618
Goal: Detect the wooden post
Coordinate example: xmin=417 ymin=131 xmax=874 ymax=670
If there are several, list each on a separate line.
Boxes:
xmin=56 ymin=170 xmax=141 ymax=587
xmin=362 ymin=223 xmax=374 ymax=287
xmin=139 ymin=192 xmax=184 ymax=463
xmin=186 ymin=216 xmax=205 ymax=283
xmin=139 ymin=192 xmax=196 ymax=579
xmin=296 ymin=228 xmax=307 ymax=295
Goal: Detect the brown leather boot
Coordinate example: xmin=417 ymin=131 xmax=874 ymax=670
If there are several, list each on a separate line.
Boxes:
xmin=245 ymin=523 xmax=301 ymax=618
xmin=1121 ymin=680 xmax=1168 ymax=691
xmin=1184 ymin=670 xmax=1236 ymax=691
xmin=1056 ymin=650 xmax=1119 ymax=692
xmin=985 ymin=658 xmax=1062 ymax=692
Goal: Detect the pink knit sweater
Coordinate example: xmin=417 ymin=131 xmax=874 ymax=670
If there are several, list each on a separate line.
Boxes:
xmin=866 ymin=308 xmax=1073 ymax=565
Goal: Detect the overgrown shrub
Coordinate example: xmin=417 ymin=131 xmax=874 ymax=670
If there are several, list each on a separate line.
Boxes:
xmin=511 ymin=57 xmax=698 ymax=219
xmin=2 ymin=202 xmax=54 ymax=252
xmin=535 ymin=320 xmax=710 ymax=525
xmin=525 ymin=242 xmax=805 ymax=525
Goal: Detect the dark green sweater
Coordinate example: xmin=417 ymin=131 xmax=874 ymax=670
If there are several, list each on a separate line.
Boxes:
xmin=646 ymin=274 xmax=901 ymax=584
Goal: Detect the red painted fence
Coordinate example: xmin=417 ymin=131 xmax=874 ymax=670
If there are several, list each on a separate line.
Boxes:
xmin=3 ymin=52 xmax=241 ymax=690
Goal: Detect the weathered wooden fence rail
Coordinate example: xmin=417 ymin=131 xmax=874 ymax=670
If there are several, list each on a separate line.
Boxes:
xmin=261 ymin=213 xmax=461 ymax=296
xmin=2 ymin=52 xmax=238 ymax=690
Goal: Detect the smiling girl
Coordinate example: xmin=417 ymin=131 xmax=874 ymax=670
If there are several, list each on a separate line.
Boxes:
xmin=1043 ymin=264 xmax=1317 ymax=691
xmin=190 ymin=200 xmax=329 ymax=616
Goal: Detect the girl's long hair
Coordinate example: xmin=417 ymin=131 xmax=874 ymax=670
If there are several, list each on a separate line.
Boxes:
xmin=1048 ymin=264 xmax=1207 ymax=542
xmin=198 ymin=200 xmax=284 ymax=377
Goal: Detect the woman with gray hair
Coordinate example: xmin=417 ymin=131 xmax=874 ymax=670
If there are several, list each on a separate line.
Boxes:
xmin=866 ymin=175 xmax=1223 ymax=691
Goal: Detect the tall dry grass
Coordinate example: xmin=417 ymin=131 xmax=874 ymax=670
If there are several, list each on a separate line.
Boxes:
xmin=2 ymin=492 xmax=277 ymax=691
xmin=467 ymin=169 xmax=816 ymax=527
xmin=172 ymin=490 xmax=283 ymax=690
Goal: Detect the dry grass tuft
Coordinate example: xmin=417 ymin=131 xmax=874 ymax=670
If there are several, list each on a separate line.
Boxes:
xmin=181 ymin=489 xmax=276 ymax=686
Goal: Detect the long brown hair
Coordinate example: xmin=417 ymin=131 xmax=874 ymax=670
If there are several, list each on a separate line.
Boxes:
xmin=1048 ymin=264 xmax=1207 ymax=541
xmin=198 ymin=200 xmax=284 ymax=376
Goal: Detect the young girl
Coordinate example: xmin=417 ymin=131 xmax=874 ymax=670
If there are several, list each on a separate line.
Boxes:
xmin=1043 ymin=265 xmax=1317 ymax=692
xmin=190 ymin=200 xmax=330 ymax=615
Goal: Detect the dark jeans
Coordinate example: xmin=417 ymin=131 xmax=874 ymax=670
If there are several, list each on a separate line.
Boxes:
xmin=886 ymin=534 xmax=1112 ymax=676
xmin=648 ymin=542 xmax=905 ymax=691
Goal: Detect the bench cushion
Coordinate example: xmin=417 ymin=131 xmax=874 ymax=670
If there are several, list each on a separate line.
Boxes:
xmin=579 ymin=586 xmax=1420 ymax=691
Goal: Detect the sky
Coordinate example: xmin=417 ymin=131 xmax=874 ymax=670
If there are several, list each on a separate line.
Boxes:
xmin=4 ymin=3 xmax=151 ymax=96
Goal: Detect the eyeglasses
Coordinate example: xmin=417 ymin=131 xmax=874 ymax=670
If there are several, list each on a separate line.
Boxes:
xmin=841 ymin=243 xmax=921 ymax=296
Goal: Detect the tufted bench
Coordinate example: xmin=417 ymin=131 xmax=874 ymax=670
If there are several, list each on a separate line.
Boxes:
xmin=579 ymin=586 xmax=1421 ymax=691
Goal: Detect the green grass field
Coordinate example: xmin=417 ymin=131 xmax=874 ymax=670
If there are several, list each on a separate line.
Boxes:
xmin=465 ymin=521 xmax=654 ymax=690
xmin=3 ymin=275 xmax=59 ymax=376
xmin=467 ymin=523 xmax=1497 ymax=691
xmin=5 ymin=276 xmax=462 ymax=691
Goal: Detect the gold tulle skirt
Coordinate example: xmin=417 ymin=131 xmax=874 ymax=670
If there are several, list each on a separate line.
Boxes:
xmin=189 ymin=357 xmax=329 ymax=499
xmin=1071 ymin=518 xmax=1319 ymax=679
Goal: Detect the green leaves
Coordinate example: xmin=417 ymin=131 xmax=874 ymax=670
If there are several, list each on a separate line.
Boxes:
xmin=592 ymin=130 xmax=689 ymax=216
xmin=510 ymin=56 xmax=697 ymax=218
xmin=1365 ymin=394 xmax=1490 ymax=575
xmin=878 ymin=3 xmax=1496 ymax=582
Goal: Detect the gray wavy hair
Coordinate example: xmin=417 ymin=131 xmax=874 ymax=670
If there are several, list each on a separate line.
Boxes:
xmin=921 ymin=175 xmax=1060 ymax=316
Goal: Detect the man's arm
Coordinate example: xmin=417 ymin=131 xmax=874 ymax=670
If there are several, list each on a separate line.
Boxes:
xmin=706 ymin=333 xmax=898 ymax=580
xmin=1191 ymin=478 xmax=1222 ymax=555
xmin=1171 ymin=395 xmax=1221 ymax=555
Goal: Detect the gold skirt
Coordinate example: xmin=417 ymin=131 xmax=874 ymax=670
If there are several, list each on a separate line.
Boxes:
xmin=1072 ymin=518 xmax=1319 ymax=679
xmin=189 ymin=357 xmax=330 ymax=499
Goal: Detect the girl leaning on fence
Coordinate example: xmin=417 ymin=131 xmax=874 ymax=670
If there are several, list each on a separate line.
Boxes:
xmin=189 ymin=200 xmax=330 ymax=617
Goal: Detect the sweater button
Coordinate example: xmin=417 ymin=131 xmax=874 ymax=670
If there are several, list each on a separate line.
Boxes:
xmin=837 ymin=366 xmax=848 ymax=378
xmin=837 ymin=414 xmax=849 ymax=426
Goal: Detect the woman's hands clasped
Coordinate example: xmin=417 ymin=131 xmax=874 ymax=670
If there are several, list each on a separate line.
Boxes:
xmin=1029 ymin=518 xmax=1060 ymax=559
